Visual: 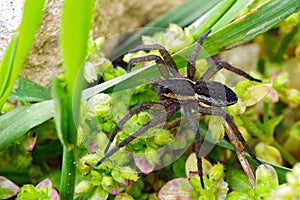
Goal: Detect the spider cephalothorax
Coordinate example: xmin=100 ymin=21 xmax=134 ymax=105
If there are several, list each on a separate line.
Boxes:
xmin=95 ymin=30 xmax=262 ymax=188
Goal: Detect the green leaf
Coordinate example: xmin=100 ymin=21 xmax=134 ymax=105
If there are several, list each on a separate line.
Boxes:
xmin=0 ymin=100 xmax=54 ymax=151
xmin=255 ymin=164 xmax=278 ymax=198
xmin=0 ymin=176 xmax=19 ymax=199
xmin=0 ymin=0 xmax=46 ymax=109
xmin=9 ymin=78 xmax=50 ymax=101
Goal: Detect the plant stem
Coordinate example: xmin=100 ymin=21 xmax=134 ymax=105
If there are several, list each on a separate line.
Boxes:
xmin=58 ymin=100 xmax=78 ymax=200
xmin=60 ymin=147 xmax=76 ymax=200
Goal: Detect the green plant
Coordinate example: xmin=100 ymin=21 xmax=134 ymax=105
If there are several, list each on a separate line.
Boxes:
xmin=0 ymin=0 xmax=300 ymax=199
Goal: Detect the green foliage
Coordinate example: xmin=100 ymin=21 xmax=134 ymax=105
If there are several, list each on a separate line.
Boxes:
xmin=0 ymin=0 xmax=300 ymax=199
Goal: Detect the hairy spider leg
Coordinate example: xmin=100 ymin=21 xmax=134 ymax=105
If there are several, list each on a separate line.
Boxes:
xmin=104 ymin=102 xmax=163 ymax=154
xmin=187 ymin=30 xmax=212 ymax=80
xmin=128 ymin=44 xmax=180 ymax=78
xmin=182 ymin=102 xmax=205 ymax=188
xmin=128 ymin=55 xmax=170 ymax=79
xmin=96 ymin=100 xmax=180 ymax=167
xmin=221 ymin=110 xmax=262 ymax=165
xmin=220 ymin=116 xmax=256 ymax=187
xmin=200 ymin=61 xmax=262 ymax=82
xmin=197 ymin=106 xmax=262 ymax=165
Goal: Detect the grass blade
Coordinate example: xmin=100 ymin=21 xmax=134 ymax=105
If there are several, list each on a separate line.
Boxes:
xmin=110 ymin=0 xmax=220 ymax=58
xmin=0 ymin=100 xmax=54 ymax=151
xmin=0 ymin=0 xmax=46 ymax=109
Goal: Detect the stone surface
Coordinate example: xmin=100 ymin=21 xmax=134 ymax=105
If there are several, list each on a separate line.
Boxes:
xmin=0 ymin=0 xmax=184 ymax=87
xmin=0 ymin=0 xmax=24 ymax=60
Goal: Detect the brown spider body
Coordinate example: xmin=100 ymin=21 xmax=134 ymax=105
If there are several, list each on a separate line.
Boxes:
xmin=94 ymin=30 xmax=262 ymax=189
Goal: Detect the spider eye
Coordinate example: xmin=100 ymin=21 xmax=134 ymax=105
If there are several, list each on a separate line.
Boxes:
xmin=195 ymin=80 xmax=238 ymax=107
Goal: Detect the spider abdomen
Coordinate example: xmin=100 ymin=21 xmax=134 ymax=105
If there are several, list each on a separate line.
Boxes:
xmin=194 ymin=80 xmax=238 ymax=107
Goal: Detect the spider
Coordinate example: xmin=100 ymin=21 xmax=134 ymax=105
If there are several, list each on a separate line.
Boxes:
xmin=94 ymin=30 xmax=263 ymax=188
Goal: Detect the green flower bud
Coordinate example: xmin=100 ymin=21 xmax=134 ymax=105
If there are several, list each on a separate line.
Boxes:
xmin=119 ymin=166 xmax=139 ymax=181
xmin=114 ymin=66 xmax=126 ymax=77
xmin=136 ymin=112 xmax=150 ymax=126
xmin=95 ymin=106 xmax=113 ymax=122
xmin=111 ymin=169 xmax=129 ymax=186
xmin=209 ymin=163 xmax=224 ymax=180
xmin=1 ymin=102 xmax=14 ymax=113
xmin=90 ymin=186 xmax=109 ymax=200
xmin=75 ymin=180 xmax=92 ymax=194
xmin=189 ymin=177 xmax=201 ymax=189
xmin=273 ymin=72 xmax=289 ymax=89
xmin=101 ymin=176 xmax=119 ymax=195
xmin=90 ymin=170 xmax=103 ymax=186
xmin=101 ymin=121 xmax=116 ymax=133
xmin=153 ymin=129 xmax=173 ymax=146
xmin=88 ymin=93 xmax=111 ymax=107
xmin=255 ymin=142 xmax=283 ymax=165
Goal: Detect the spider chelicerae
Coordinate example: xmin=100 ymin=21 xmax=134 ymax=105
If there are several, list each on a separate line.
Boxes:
xmin=94 ymin=30 xmax=263 ymax=188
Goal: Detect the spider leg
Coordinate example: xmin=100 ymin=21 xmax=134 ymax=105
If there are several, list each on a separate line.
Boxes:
xmin=128 ymin=44 xmax=180 ymax=77
xmin=197 ymin=106 xmax=261 ymax=187
xmin=187 ymin=30 xmax=212 ymax=80
xmin=96 ymin=100 xmax=180 ymax=167
xmin=200 ymin=61 xmax=262 ymax=82
xmin=221 ymin=111 xmax=262 ymax=165
xmin=128 ymin=55 xmax=170 ymax=79
xmin=96 ymin=116 xmax=161 ymax=166
xmin=182 ymin=102 xmax=205 ymax=188
xmin=104 ymin=102 xmax=163 ymax=154
xmin=220 ymin=116 xmax=256 ymax=188
xmin=198 ymin=106 xmax=262 ymax=164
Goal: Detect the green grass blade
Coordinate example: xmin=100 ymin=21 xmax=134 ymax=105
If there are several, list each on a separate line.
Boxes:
xmin=0 ymin=100 xmax=54 ymax=151
xmin=187 ymin=0 xmax=237 ymax=38
xmin=0 ymin=0 xmax=46 ymax=109
xmin=0 ymin=33 xmax=19 ymax=98
xmin=210 ymin=0 xmax=254 ymax=31
xmin=61 ymin=0 xmax=94 ymax=95
xmin=203 ymin=0 xmax=300 ymax=51
xmin=111 ymin=0 xmax=220 ymax=58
